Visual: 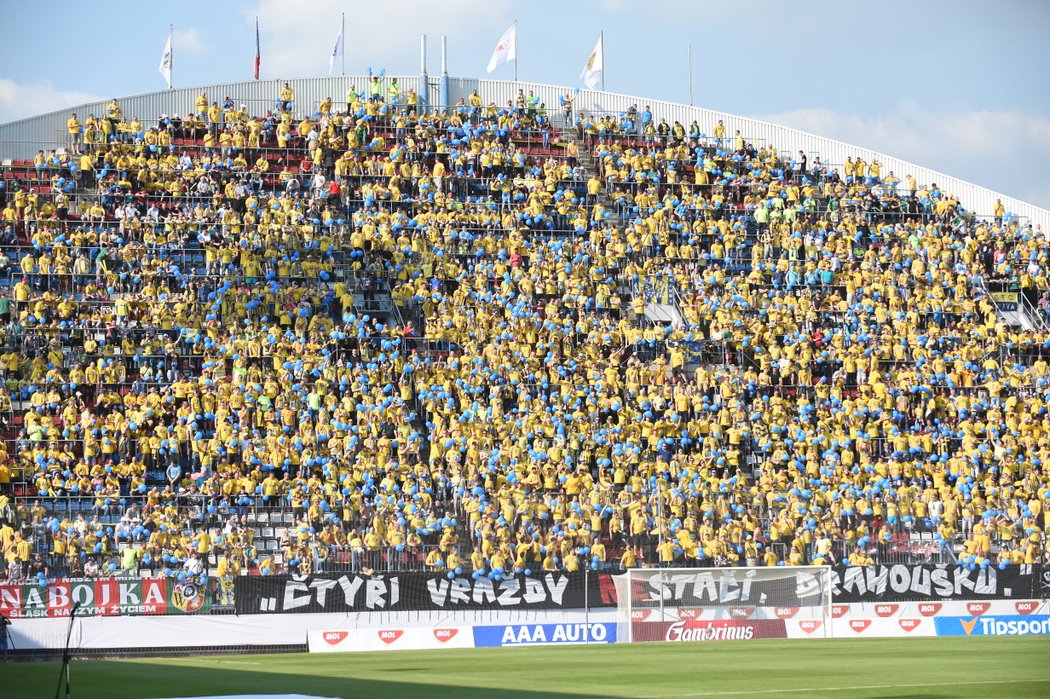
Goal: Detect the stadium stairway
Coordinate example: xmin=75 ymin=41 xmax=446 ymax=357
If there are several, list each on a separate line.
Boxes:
xmin=643 ymin=301 xmax=684 ymax=326
xmin=974 ymin=276 xmax=1048 ymax=332
xmin=562 ymin=127 xmax=689 ymax=348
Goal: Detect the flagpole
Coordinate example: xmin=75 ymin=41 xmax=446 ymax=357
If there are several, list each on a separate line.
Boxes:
xmin=688 ymin=43 xmax=693 ymax=106
xmin=600 ymin=30 xmax=604 ymax=91
xmin=514 ymin=19 xmax=518 ymax=82
xmin=341 ymin=13 xmax=346 ymax=76
xmin=255 ymin=16 xmax=260 ymax=80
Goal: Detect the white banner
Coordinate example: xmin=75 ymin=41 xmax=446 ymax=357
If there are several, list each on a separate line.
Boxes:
xmin=831 ymin=599 xmax=1049 ymax=620
xmin=308 ymin=626 xmax=472 ymax=653
xmin=830 ymin=615 xmax=936 ymax=638
xmin=630 ymin=599 xmax=1047 ymax=623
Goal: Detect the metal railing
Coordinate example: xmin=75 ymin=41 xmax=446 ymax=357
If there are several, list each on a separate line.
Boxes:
xmin=5 ymin=491 xmax=987 ymax=580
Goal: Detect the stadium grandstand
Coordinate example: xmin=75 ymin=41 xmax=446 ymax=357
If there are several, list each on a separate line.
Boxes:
xmin=0 ymin=72 xmax=1048 ymax=594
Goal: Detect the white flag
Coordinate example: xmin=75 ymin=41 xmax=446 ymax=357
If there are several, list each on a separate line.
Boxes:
xmin=159 ymin=32 xmax=173 ymax=89
xmin=486 ymin=24 xmax=516 ymax=73
xmin=328 ymin=22 xmax=344 ymax=75
xmin=580 ymin=34 xmax=603 ymax=90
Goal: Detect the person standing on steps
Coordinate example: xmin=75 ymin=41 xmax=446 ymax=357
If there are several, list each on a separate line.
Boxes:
xmin=561 ymin=92 xmax=575 ymax=123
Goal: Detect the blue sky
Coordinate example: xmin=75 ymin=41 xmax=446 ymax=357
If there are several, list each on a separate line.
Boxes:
xmin=2 ymin=0 xmax=1049 ymax=209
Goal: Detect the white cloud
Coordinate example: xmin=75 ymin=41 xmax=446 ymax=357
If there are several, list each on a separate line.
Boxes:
xmin=754 ymin=104 xmax=1050 ymax=211
xmin=0 ymin=79 xmax=102 ymax=125
xmin=172 ymin=28 xmax=208 ymax=57
xmin=250 ymin=0 xmax=512 ymax=79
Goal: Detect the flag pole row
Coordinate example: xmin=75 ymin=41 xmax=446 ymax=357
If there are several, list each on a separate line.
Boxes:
xmin=157 ymin=21 xmax=605 ymax=92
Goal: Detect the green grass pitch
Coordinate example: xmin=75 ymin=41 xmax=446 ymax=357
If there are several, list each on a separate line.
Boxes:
xmin=3 ymin=637 xmax=1049 ymax=699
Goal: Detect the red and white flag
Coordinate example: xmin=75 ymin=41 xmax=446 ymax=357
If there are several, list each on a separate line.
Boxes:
xmin=253 ymin=18 xmax=261 ymax=80
xmin=486 ymin=23 xmax=516 ymax=73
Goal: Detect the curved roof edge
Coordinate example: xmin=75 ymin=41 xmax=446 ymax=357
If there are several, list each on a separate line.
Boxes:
xmin=1 ymin=74 xmax=1046 ymax=231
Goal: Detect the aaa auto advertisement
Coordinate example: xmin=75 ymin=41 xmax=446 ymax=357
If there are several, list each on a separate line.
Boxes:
xmin=473 ymin=622 xmax=617 ymax=647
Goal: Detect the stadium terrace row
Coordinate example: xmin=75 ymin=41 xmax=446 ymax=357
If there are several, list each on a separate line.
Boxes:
xmin=0 ymin=82 xmax=1047 ymax=587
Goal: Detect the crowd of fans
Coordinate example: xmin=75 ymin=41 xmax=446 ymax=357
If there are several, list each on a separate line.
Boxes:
xmin=0 ymin=78 xmax=1047 ymax=589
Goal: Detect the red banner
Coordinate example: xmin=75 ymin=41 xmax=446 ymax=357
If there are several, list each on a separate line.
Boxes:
xmin=632 ymin=619 xmax=788 ymax=643
xmin=0 ymin=577 xmax=210 ymax=618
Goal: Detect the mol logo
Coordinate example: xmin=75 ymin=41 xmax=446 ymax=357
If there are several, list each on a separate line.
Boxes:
xmin=1015 ymin=602 xmax=1039 ymax=616
xmin=775 ymin=607 xmax=799 ymax=619
xmin=678 ymin=608 xmax=703 ymax=620
xmin=433 ymin=628 xmax=459 ymax=643
xmin=898 ymin=619 xmax=921 ymax=633
xmin=729 ymin=607 xmax=754 ymax=619
xmin=377 ymin=629 xmax=404 ymax=645
xmin=631 ymin=610 xmax=652 ymax=621
xmin=323 ymin=631 xmax=348 ymax=646
xmin=798 ymin=620 xmax=822 ymax=635
xmin=966 ymin=602 xmax=990 ymax=616
xmin=849 ymin=619 xmax=872 ymax=633
xmin=917 ymin=603 xmax=942 ymax=617
xmin=875 ymin=604 xmax=899 ymax=618
xmin=832 ymin=605 xmax=849 ymax=619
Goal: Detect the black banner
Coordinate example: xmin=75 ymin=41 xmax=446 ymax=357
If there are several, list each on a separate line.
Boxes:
xmin=235 ymin=572 xmax=616 ymax=615
xmin=235 ymin=566 xmax=1049 ymax=614
xmin=831 ymin=564 xmax=1041 ymax=603
xmin=625 ymin=569 xmax=825 ymax=608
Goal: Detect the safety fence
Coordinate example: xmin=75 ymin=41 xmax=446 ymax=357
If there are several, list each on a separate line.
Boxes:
xmin=2 ymin=477 xmax=1034 ymax=582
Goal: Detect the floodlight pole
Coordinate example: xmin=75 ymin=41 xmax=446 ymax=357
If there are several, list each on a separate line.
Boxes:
xmin=600 ymin=31 xmax=605 ymax=92
xmin=440 ymin=35 xmax=449 ymax=113
xmin=688 ymin=43 xmax=693 ymax=106
xmin=419 ymin=34 xmax=429 ymax=113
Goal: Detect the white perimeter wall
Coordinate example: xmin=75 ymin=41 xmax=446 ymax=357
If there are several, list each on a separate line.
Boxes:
xmin=9 ymin=608 xmax=616 ymax=651
xmin=11 ymin=598 xmax=1050 ymax=650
